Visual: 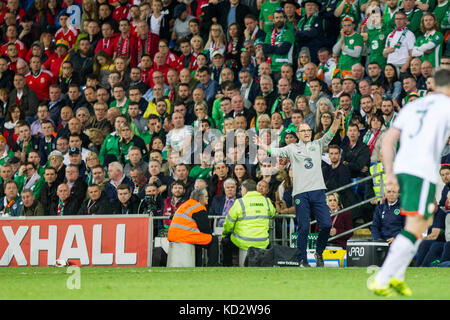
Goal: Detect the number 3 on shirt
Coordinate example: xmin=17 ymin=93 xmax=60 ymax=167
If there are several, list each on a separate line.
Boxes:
xmin=304 ymin=157 xmax=313 ymax=169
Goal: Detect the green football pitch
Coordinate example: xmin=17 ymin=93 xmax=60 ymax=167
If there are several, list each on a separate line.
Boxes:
xmin=0 ymin=267 xmax=449 ymax=300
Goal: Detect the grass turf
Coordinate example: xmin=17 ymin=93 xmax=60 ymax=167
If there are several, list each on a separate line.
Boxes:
xmin=0 ymin=267 xmax=449 ymax=300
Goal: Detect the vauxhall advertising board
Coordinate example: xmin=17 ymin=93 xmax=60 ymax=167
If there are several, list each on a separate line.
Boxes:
xmin=0 ymin=215 xmax=150 ymax=267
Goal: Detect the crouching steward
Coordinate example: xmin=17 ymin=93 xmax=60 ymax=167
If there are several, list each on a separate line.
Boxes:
xmin=222 ymin=179 xmax=276 ymax=266
xmin=167 ymin=188 xmax=219 ymax=266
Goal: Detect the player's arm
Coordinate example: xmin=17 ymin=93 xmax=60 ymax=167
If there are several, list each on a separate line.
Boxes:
xmin=380 ymin=127 xmax=401 ymax=187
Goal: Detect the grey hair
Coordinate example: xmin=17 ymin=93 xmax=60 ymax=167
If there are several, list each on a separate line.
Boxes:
xmin=191 ymin=187 xmax=208 ymax=202
xmin=241 ymin=179 xmax=257 ymax=192
xmin=223 ymin=178 xmax=237 ymax=187
xmin=108 ymin=161 xmax=123 ymax=173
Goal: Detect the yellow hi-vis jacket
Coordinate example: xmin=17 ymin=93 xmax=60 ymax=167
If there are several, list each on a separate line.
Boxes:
xmin=370 ymin=162 xmax=385 ymax=198
xmin=222 ymin=191 xmax=276 ymax=250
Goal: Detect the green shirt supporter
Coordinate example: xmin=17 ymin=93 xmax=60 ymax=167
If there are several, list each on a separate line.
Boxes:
xmin=413 ymin=30 xmax=444 ymax=67
xmin=433 ymin=0 xmax=448 ymax=22
xmin=406 ymin=8 xmax=423 ymax=37
xmin=223 ymin=190 xmax=276 ymax=251
xmin=264 ymin=25 xmax=295 ymax=72
xmin=189 ymin=165 xmax=213 ymax=180
xmin=212 ymin=97 xmax=225 ymax=132
xmin=367 ymin=25 xmax=391 ymax=68
xmin=383 ymin=5 xmax=398 ymax=30
xmin=259 ymin=0 xmax=281 ymax=34
xmin=109 ymin=98 xmax=130 ymax=115
xmin=334 ymin=16 xmax=364 ymax=73
xmin=440 ymin=7 xmax=450 ymax=30
xmin=99 ymin=132 xmax=120 ymax=165
xmin=334 ymin=0 xmax=361 ymax=25
xmin=339 ymin=32 xmax=364 ymax=71
xmin=0 ymin=150 xmax=15 ymax=166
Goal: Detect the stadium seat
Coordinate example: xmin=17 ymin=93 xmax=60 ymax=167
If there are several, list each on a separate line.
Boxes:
xmin=167 ymin=242 xmax=195 ymax=267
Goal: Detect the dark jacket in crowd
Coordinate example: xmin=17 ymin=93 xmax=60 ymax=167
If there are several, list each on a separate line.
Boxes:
xmin=113 ymin=194 xmax=146 ymax=215
xmin=8 ymin=85 xmax=39 ymax=117
xmin=341 ymin=140 xmax=371 ymax=179
xmin=20 ymin=200 xmax=46 ymax=216
xmin=77 ymin=192 xmax=114 ymax=215
xmin=40 ymin=182 xmax=58 ymax=214
xmin=49 ymin=196 xmax=80 ymax=216
xmin=371 ymin=200 xmax=405 ymax=241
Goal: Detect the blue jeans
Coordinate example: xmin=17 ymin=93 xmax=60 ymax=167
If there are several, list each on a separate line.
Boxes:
xmin=294 ymin=190 xmax=332 ymax=261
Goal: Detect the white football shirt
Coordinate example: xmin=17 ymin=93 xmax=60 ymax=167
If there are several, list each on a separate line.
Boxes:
xmin=392 ymin=93 xmax=450 ymax=183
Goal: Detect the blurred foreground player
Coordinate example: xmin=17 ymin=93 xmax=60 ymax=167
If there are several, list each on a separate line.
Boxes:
xmin=368 ymin=69 xmax=450 ymax=296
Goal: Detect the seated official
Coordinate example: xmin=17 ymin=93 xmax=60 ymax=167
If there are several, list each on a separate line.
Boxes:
xmin=114 ymin=184 xmax=147 ymax=215
xmin=0 ymin=180 xmax=23 ymax=217
xmin=78 ymin=184 xmax=114 ymax=215
xmin=167 ymin=188 xmax=219 ymax=267
xmin=20 ymin=189 xmax=45 ymax=216
xmin=50 ymin=183 xmax=80 ymax=216
xmin=371 ymin=184 xmax=405 ymax=244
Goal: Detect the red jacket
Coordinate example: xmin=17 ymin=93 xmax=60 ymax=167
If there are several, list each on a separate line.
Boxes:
xmin=163 ymin=197 xmax=185 ymax=228
xmin=176 ymin=54 xmax=197 ymax=73
xmin=315 ymin=210 xmax=354 ymax=249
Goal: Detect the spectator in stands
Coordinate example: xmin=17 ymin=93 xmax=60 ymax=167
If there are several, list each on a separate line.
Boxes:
xmin=50 ymin=183 xmax=78 ymax=216
xmin=162 ymin=180 xmax=187 ymax=231
xmin=104 ymin=161 xmax=133 ymax=206
xmin=383 ymin=10 xmax=415 ymax=74
xmin=8 ymin=73 xmax=39 ymax=121
xmin=114 ymin=183 xmax=146 ymax=215
xmin=40 ymin=166 xmax=58 ymax=214
xmin=0 ymin=180 xmax=22 ymax=217
xmin=371 ymin=184 xmax=404 ymax=244
xmin=65 ymin=163 xmax=87 ymax=204
xmin=321 ymin=192 xmax=353 ymax=249
xmin=20 ymin=188 xmax=45 ymax=216
xmin=48 ymin=150 xmax=66 ymax=186
xmin=209 ymin=178 xmax=237 ymax=227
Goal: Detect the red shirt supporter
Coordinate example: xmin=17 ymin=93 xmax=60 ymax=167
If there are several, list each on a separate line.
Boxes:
xmin=43 ymin=40 xmax=70 ymax=78
xmin=147 ymin=52 xmax=169 ymax=87
xmin=176 ymin=40 xmax=197 ymax=72
xmin=136 ymin=20 xmax=159 ymax=61
xmin=0 ymin=39 xmax=26 ymax=59
xmin=112 ymin=0 xmax=131 ymax=22
xmin=0 ymin=4 xmax=26 ymax=25
xmin=25 ymin=67 xmax=55 ymax=101
xmin=162 ymin=181 xmax=186 ymax=228
xmin=139 ymin=55 xmax=153 ymax=85
xmin=55 ymin=26 xmax=79 ymax=49
xmin=55 ymin=13 xmax=79 ymax=49
xmin=158 ymin=40 xmax=179 ymax=70
xmin=95 ymin=22 xmax=119 ymax=57
xmin=115 ymin=19 xmax=138 ymax=68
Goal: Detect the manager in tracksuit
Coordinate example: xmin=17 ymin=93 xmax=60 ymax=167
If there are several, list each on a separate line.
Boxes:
xmin=371 ymin=184 xmax=405 ymax=244
xmin=255 ymin=108 xmax=344 ymax=267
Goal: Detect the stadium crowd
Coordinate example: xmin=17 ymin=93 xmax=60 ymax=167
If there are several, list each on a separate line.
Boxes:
xmin=0 ymin=0 xmax=448 ymax=264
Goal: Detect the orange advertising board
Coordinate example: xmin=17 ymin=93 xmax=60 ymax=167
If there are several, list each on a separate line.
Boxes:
xmin=0 ymin=215 xmax=150 ymax=267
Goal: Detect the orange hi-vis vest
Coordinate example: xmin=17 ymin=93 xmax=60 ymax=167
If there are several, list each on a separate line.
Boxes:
xmin=167 ymin=199 xmax=212 ymax=245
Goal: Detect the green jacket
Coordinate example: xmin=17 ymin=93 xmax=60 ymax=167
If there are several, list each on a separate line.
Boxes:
xmin=99 ymin=132 xmax=120 ymax=165
xmin=223 ymin=191 xmax=276 ymax=250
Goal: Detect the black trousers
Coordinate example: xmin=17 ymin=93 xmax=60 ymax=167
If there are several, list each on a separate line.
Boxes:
xmin=195 ymin=236 xmax=220 ymax=267
xmin=222 ymin=236 xmax=240 ymax=267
